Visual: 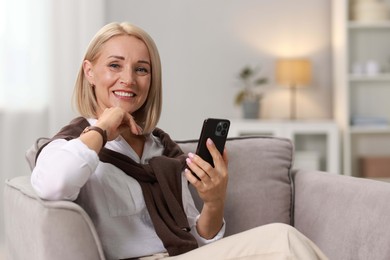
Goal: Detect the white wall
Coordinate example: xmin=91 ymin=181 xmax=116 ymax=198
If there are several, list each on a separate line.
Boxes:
xmin=105 ymin=0 xmax=332 ymax=140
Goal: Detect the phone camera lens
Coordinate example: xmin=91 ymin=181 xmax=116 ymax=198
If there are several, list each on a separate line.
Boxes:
xmin=215 ymin=121 xmax=229 ymax=136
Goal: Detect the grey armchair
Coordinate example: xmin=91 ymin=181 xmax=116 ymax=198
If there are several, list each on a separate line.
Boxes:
xmin=5 ymin=136 xmax=390 ymax=259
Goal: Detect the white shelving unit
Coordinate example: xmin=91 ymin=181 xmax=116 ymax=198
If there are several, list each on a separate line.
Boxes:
xmin=333 ymin=0 xmax=390 ymax=177
xmin=228 ymin=120 xmax=340 ymax=174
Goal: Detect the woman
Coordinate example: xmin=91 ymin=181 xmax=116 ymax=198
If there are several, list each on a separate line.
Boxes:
xmin=31 ymin=22 xmax=327 ymax=260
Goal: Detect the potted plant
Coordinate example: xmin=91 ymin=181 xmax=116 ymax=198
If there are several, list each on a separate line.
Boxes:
xmin=235 ymin=65 xmax=268 ymax=119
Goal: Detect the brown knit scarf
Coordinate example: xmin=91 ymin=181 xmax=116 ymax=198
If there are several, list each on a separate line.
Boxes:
xmin=36 ymin=117 xmax=198 ymax=256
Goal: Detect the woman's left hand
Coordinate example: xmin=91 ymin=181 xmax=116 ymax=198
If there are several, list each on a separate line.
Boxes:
xmin=184 ymin=138 xmax=228 ymax=239
xmin=185 ymin=138 xmax=228 ymax=206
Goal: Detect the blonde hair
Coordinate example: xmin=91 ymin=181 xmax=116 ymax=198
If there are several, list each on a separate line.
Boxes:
xmin=73 ymin=22 xmax=162 ymax=134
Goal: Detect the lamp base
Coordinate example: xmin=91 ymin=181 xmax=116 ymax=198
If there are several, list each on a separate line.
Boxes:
xmin=290 ymin=84 xmax=297 ymax=120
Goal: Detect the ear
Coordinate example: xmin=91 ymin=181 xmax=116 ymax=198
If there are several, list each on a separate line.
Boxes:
xmin=83 ymin=60 xmax=95 ymax=85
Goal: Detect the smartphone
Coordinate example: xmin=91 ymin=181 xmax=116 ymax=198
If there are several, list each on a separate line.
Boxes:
xmin=195 ymin=118 xmax=230 ymax=167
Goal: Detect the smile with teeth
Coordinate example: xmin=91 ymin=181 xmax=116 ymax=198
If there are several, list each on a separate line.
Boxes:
xmin=114 ymin=91 xmax=135 ymax=97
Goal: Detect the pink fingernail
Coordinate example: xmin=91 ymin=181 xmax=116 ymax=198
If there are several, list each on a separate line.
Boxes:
xmin=207 ymin=138 xmax=213 ymax=145
xmin=188 ymin=152 xmax=195 ymax=158
xmin=186 ymin=158 xmax=192 ymax=164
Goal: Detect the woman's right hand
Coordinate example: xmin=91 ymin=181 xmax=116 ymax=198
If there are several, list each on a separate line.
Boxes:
xmin=79 ymin=107 xmax=143 ymax=153
xmin=95 ymin=107 xmax=143 ymax=141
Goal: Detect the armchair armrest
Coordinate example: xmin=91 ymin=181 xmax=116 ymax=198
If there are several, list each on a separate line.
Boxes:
xmin=4 ymin=176 xmax=106 ymax=260
xmin=293 ymin=170 xmax=390 ymax=260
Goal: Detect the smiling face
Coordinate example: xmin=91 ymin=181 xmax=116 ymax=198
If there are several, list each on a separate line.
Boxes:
xmin=83 ymin=35 xmax=151 ymax=116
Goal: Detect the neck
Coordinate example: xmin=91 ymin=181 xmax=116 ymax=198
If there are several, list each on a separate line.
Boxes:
xmin=122 ymin=129 xmax=146 ymax=158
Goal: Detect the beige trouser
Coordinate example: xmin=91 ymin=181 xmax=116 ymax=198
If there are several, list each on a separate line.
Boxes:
xmin=138 ymin=223 xmax=328 ymax=260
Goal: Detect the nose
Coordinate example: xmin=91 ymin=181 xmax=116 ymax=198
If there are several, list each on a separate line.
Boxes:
xmin=120 ymin=66 xmax=135 ymax=86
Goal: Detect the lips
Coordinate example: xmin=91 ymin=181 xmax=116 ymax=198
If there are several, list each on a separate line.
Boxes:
xmin=113 ymin=90 xmax=135 ymax=97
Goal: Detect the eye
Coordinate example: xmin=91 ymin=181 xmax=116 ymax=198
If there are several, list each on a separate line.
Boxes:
xmin=135 ymin=66 xmax=149 ymax=76
xmin=108 ymin=63 xmax=121 ymax=69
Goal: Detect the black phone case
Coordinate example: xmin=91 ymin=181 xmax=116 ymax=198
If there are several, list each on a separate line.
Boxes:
xmin=195 ymin=118 xmax=230 ymax=167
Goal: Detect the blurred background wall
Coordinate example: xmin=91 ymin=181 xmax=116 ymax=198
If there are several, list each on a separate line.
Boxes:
xmin=107 ymin=0 xmax=332 ymax=140
xmin=0 ymin=0 xmax=331 ymax=257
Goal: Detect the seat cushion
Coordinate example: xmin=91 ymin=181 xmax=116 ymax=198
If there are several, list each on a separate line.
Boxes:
xmin=178 ymin=136 xmax=294 ymax=236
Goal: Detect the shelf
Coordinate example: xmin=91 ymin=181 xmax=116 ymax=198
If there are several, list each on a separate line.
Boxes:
xmin=348 ymin=21 xmax=390 ymax=29
xmin=349 ymin=73 xmax=390 ymax=82
xmin=350 ymin=125 xmax=390 ymax=134
xmin=333 ymin=0 xmax=390 ymax=176
xmin=229 ymin=120 xmax=340 ymax=174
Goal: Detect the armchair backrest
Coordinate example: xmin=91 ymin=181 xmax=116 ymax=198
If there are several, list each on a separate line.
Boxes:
xmin=178 ymin=136 xmax=294 ymax=236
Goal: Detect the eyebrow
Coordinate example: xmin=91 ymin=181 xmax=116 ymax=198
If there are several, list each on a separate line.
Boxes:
xmin=108 ymin=55 xmax=151 ymax=65
xmin=108 ymin=55 xmax=125 ymax=60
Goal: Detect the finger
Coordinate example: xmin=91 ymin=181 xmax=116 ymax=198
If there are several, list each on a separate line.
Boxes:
xmin=184 ymin=168 xmax=202 ymax=187
xmin=186 ymin=156 xmax=210 ymax=181
xmin=206 ymin=138 xmax=225 ymax=168
xmin=124 ymin=113 xmax=143 ymax=135
xmin=206 ymin=140 xmax=228 ymax=180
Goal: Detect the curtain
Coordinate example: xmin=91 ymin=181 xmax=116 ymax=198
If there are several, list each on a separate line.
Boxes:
xmin=0 ymin=0 xmax=104 ymax=252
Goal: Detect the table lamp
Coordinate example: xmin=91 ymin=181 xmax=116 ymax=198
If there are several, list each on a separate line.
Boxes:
xmin=276 ymin=59 xmax=311 ymax=120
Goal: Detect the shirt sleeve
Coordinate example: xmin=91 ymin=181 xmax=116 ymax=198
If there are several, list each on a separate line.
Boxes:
xmin=181 ymin=174 xmax=226 ymax=246
xmin=31 ymin=138 xmax=99 ymax=201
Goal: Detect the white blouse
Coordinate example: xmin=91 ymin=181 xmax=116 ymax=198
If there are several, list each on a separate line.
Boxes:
xmin=31 ymin=119 xmax=225 ymax=260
